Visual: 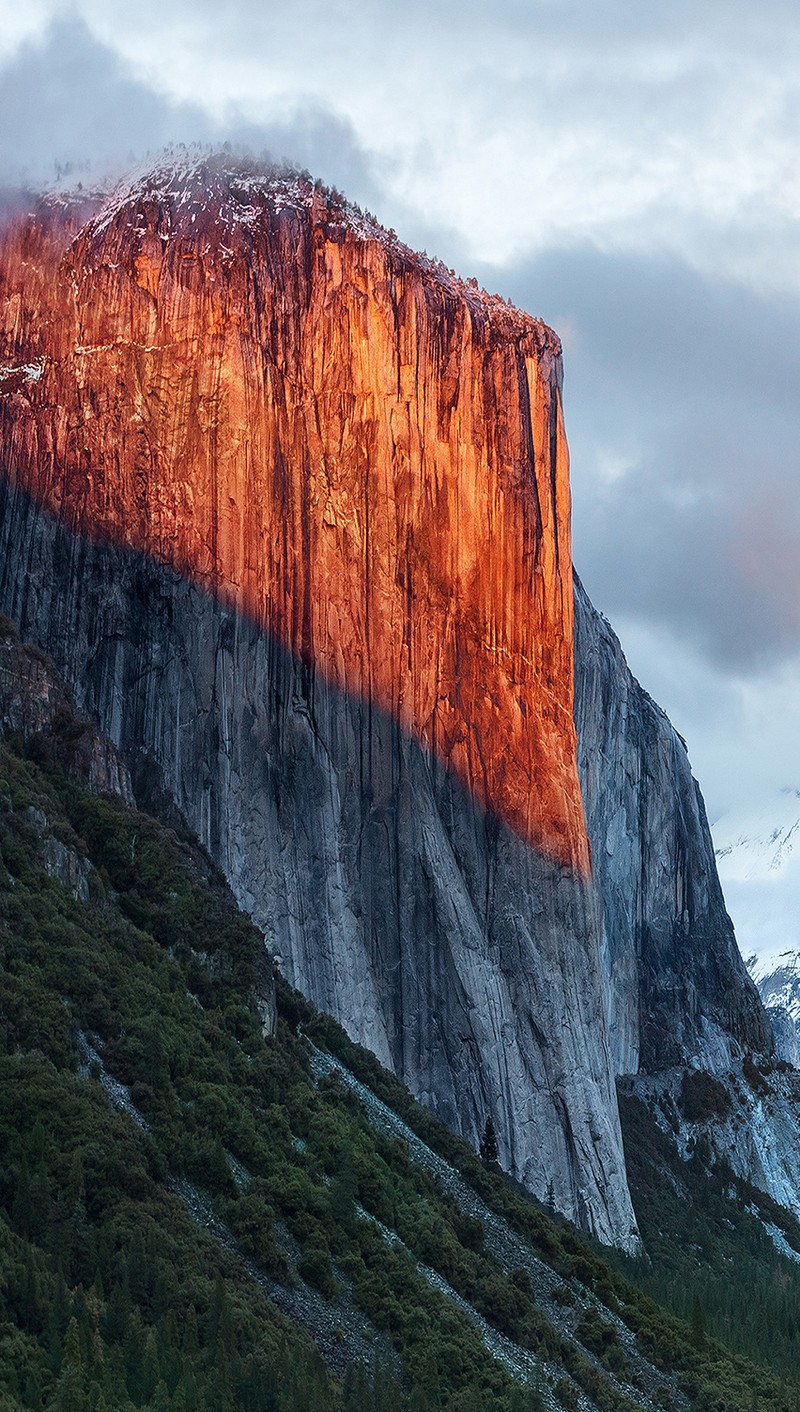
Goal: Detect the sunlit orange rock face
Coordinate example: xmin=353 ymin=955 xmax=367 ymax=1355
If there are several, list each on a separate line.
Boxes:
xmin=0 ymin=157 xmax=587 ymax=874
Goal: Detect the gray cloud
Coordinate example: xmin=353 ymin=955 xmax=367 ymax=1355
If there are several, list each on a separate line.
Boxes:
xmin=0 ymin=16 xmax=211 ymax=184
xmin=0 ymin=15 xmax=382 ymax=209
xmin=466 ymin=248 xmax=800 ymax=674
xmin=64 ymin=0 xmax=800 ymax=52
xmin=41 ymin=0 xmax=799 ymax=286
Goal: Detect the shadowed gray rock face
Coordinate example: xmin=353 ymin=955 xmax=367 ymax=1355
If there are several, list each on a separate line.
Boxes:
xmin=573 ymin=574 xmax=771 ymax=1076
xmin=0 ymin=613 xmax=133 ymax=802
xmin=766 ymin=1008 xmax=800 ymax=1068
xmin=1 ymin=476 xmax=783 ymax=1246
xmin=0 ymin=477 xmax=638 ymax=1250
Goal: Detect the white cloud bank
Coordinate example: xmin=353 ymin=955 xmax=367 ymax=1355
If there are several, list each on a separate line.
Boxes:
xmin=7 ymin=0 xmax=800 ymax=289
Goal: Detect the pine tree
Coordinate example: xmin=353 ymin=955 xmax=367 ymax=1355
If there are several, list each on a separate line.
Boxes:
xmin=126 ymin=1231 xmax=149 ymax=1306
xmin=11 ymin=1156 xmax=33 ymax=1238
xmin=509 ymin=1379 xmax=546 ymax=1412
xmin=691 ymin=1294 xmax=707 ymax=1350
xmin=170 ymin=1382 xmax=189 ymax=1412
xmin=408 ymin=1387 xmax=432 ymax=1412
xmin=207 ymin=1274 xmax=234 ymax=1366
xmin=22 ymin=1365 xmax=45 ymax=1409
xmin=102 ymin=1275 xmax=132 ymax=1344
xmin=143 ymin=1017 xmax=170 ymax=1090
xmin=148 ymin=1380 xmax=172 ymax=1412
xmin=123 ymin=1309 xmax=146 ymax=1403
xmin=343 ymin=1363 xmax=373 ymax=1412
xmin=182 ymin=1304 xmax=200 ymax=1362
xmin=330 ymin=1160 xmax=358 ymax=1231
xmin=18 ymin=1245 xmax=40 ymax=1333
xmin=52 ymin=1316 xmax=87 ymax=1412
xmin=45 ymin=1275 xmax=70 ymax=1372
xmin=63 ymin=1316 xmax=83 ymax=1373
xmin=480 ymin=1116 xmax=498 ymax=1166
xmin=370 ymin=1349 xmax=403 ymax=1412
xmin=66 ymin=1151 xmax=86 ymax=1207
xmin=140 ymin=1326 xmax=161 ymax=1404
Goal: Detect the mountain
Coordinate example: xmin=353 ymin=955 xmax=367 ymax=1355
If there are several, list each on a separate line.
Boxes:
xmin=750 ymin=952 xmax=800 ymax=1023
xmin=715 ymin=789 xmax=800 ymax=884
xmin=713 ymin=790 xmax=800 ymax=978
xmin=0 ymin=152 xmax=780 ymax=1249
xmin=744 ymin=950 xmax=800 ymax=1066
xmin=2 ymin=621 xmax=800 ymax=1412
xmin=713 ymin=790 xmax=800 ymax=1063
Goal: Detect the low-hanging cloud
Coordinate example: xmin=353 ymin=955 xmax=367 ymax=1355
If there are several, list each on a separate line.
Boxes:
xmin=0 ymin=16 xmax=211 ymax=184
xmin=17 ymin=0 xmax=799 ymax=287
xmin=0 ymin=15 xmax=383 ymax=210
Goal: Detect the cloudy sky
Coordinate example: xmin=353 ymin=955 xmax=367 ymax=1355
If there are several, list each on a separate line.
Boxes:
xmin=2 ymin=0 xmax=800 ymax=962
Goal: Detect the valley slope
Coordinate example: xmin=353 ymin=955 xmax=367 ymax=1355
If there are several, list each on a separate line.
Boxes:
xmin=2 ymin=622 xmax=800 ymax=1412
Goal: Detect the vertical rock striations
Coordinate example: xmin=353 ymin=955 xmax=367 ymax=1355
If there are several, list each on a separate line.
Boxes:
xmin=0 ymin=614 xmax=133 ymax=802
xmin=0 ymin=156 xmax=637 ymax=1248
xmin=0 ymin=157 xmax=584 ymax=873
xmin=573 ymin=573 xmax=771 ymax=1075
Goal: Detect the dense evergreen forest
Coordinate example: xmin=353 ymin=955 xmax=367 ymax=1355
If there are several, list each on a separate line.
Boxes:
xmin=1 ymin=624 xmax=799 ymax=1411
xmin=615 ymin=1087 xmax=800 ymax=1383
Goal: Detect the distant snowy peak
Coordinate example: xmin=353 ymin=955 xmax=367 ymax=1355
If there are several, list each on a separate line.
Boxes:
xmin=714 ymin=789 xmax=800 ymax=975
xmin=714 ymin=788 xmax=800 ymax=884
xmin=745 ymin=948 xmax=800 ymax=1065
xmin=747 ymin=950 xmax=800 ymax=1024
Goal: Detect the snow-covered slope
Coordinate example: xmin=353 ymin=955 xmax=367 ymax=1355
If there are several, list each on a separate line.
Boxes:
xmin=748 ymin=950 xmax=800 ymax=1024
xmin=715 ymin=788 xmax=800 ymax=883
xmin=713 ymin=789 xmax=800 ymax=974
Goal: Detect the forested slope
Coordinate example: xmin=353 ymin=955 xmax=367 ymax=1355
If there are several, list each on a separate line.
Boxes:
xmin=0 ymin=619 xmax=798 ymax=1412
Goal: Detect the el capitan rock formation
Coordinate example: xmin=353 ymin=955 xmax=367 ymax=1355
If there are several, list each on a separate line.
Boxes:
xmin=0 ymin=157 xmax=584 ymax=872
xmin=0 ymin=155 xmax=635 ymax=1247
xmin=0 ymin=153 xmax=779 ymax=1246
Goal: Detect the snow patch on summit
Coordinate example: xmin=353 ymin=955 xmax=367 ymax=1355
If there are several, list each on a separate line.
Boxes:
xmin=79 ymin=147 xmax=550 ymax=339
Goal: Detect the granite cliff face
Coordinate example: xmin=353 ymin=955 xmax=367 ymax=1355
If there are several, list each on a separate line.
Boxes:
xmin=0 ymin=613 xmax=133 ymax=803
xmin=0 ymin=156 xmax=583 ymax=872
xmin=0 ymin=156 xmax=636 ymax=1247
xmin=573 ymin=575 xmax=771 ymax=1077
xmin=572 ymin=584 xmax=800 ymax=1224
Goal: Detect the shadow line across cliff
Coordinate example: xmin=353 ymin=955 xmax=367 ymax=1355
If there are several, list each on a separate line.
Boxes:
xmin=0 ymin=468 xmax=639 ymax=1249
